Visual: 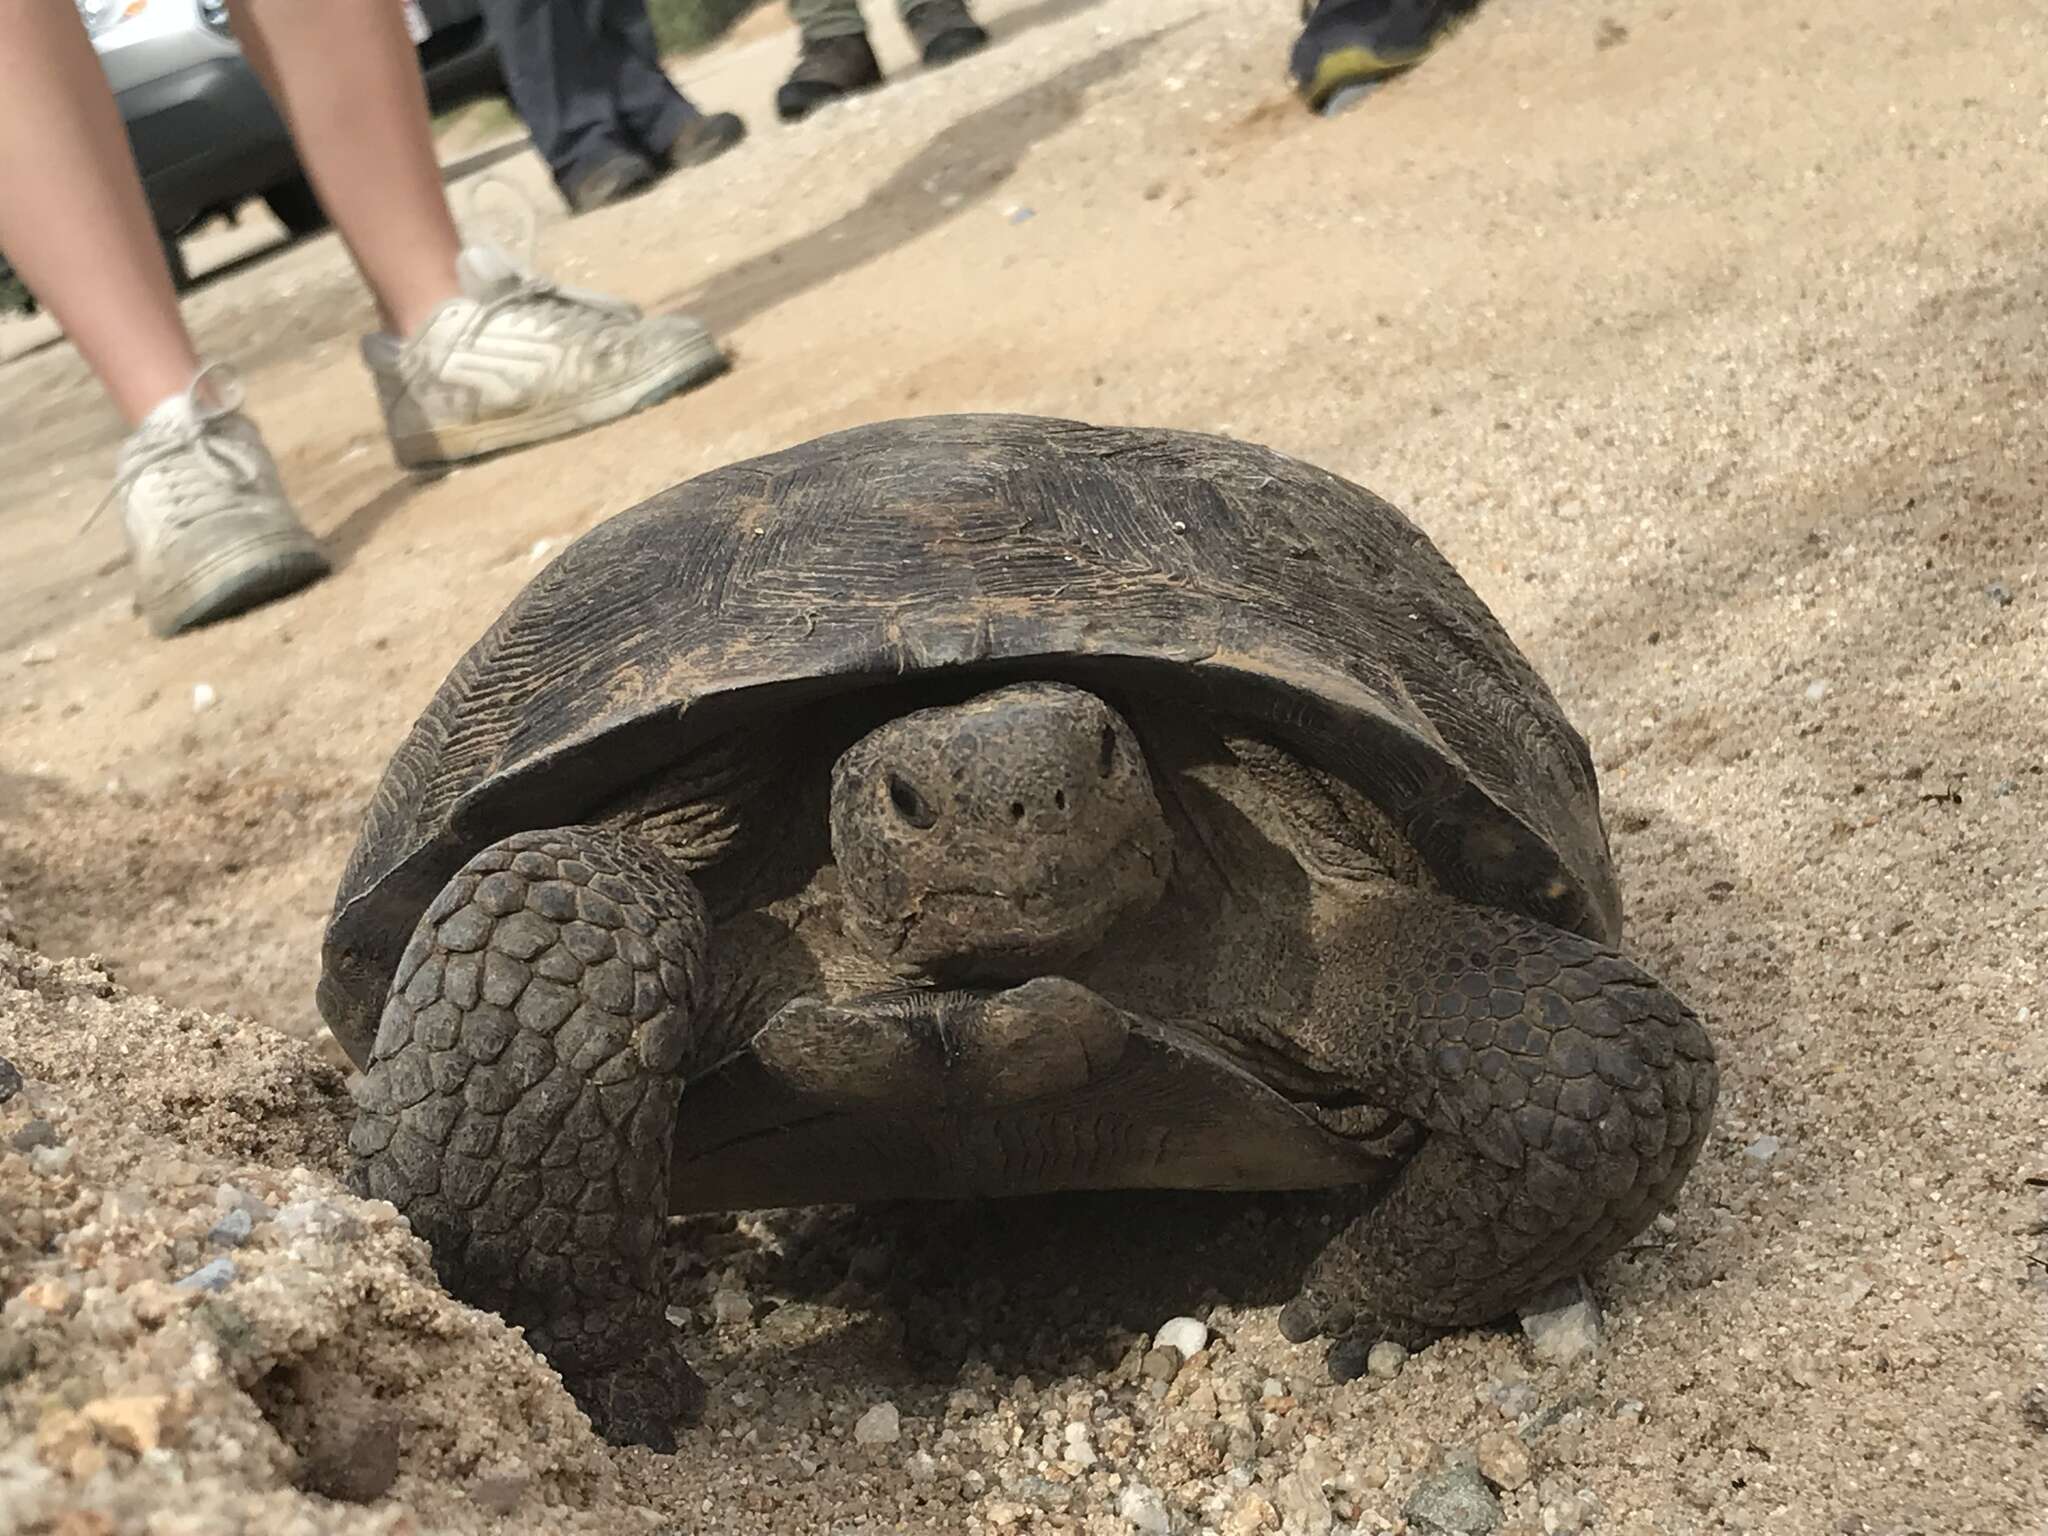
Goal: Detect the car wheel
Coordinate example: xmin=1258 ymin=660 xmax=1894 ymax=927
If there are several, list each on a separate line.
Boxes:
xmin=263 ymin=175 xmax=329 ymax=239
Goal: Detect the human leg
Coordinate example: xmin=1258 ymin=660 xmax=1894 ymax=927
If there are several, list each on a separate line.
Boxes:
xmin=0 ymin=0 xmax=200 ymax=425
xmin=593 ymin=0 xmax=747 ymax=169
xmin=229 ymin=0 xmax=461 ymax=337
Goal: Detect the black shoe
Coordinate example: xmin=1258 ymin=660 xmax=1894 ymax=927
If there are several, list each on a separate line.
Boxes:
xmin=905 ymin=0 xmax=990 ymax=66
xmin=776 ymin=33 xmax=885 ymax=123
xmin=1289 ymin=0 xmax=1473 ymax=111
xmin=663 ymin=110 xmax=748 ymax=168
xmin=564 ymin=152 xmax=659 ymax=215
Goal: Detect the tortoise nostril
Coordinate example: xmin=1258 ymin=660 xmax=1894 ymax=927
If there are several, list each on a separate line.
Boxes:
xmin=888 ymin=773 xmax=938 ymax=830
xmin=1097 ymin=723 xmax=1118 ymax=776
xmin=1009 ymin=800 xmax=1026 ymax=821
xmin=1054 ymin=789 xmax=1067 ymax=812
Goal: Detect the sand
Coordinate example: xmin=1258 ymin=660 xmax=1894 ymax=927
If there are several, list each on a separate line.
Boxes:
xmin=1 ymin=0 xmax=2044 ymax=1531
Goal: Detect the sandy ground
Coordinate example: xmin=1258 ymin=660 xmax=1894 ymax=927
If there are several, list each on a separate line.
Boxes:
xmin=2 ymin=0 xmax=2046 ymax=1530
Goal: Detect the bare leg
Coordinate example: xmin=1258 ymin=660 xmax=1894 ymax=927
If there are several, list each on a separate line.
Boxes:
xmin=0 ymin=0 xmax=201 ymax=424
xmin=230 ymin=0 xmax=461 ymax=338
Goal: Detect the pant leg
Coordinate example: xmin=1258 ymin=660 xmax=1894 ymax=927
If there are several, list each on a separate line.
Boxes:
xmin=592 ymin=0 xmax=703 ymax=158
xmin=476 ymin=0 xmax=637 ymax=193
xmin=790 ymin=0 xmax=870 ymax=42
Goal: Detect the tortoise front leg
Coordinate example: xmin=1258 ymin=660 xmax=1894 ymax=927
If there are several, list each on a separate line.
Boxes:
xmin=347 ymin=826 xmax=708 ymax=1451
xmin=1276 ymin=893 xmax=1718 ymax=1380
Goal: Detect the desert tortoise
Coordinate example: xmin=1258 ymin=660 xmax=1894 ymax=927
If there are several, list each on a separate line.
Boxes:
xmin=319 ymin=413 xmax=1717 ymax=1450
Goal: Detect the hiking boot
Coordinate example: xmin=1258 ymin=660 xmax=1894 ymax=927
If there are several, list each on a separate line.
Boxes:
xmin=905 ymin=0 xmax=989 ymax=66
xmin=101 ymin=365 xmax=330 ymax=638
xmin=564 ymin=151 xmax=660 ymax=215
xmin=663 ymin=110 xmax=748 ymax=167
xmin=775 ymin=33 xmax=884 ymax=123
xmin=361 ymin=243 xmax=727 ymax=470
xmin=1290 ymin=0 xmax=1474 ymax=110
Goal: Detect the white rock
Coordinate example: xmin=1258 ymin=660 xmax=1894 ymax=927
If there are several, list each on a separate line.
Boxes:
xmin=1062 ymin=1421 xmax=1097 ymax=1469
xmin=1154 ymin=1316 xmax=1209 ymax=1358
xmin=1117 ymin=1482 xmax=1171 ymax=1535
xmin=852 ymin=1402 xmax=900 ymax=1445
xmin=190 ymin=683 xmax=218 ymax=713
xmin=710 ymin=1289 xmax=752 ymax=1327
xmin=1519 ymin=1276 xmax=1603 ymax=1366
xmin=20 ymin=643 xmax=56 ymax=666
xmin=1744 ymin=1134 xmax=1782 ymax=1163
xmin=1366 ymin=1342 xmax=1408 ymax=1379
xmin=905 ymin=1450 xmax=938 ymax=1484
xmin=1274 ymin=1469 xmax=1333 ymax=1534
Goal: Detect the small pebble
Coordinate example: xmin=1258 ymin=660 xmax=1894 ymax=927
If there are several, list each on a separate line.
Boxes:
xmin=10 ymin=1118 xmax=59 ymax=1152
xmin=1366 ymin=1342 xmax=1409 ymax=1379
xmin=1062 ymin=1421 xmax=1097 ymax=1469
xmin=1985 ymin=581 xmax=2014 ymax=606
xmin=209 ymin=1208 xmax=255 ymax=1248
xmin=1141 ymin=1344 xmax=1184 ymax=1383
xmin=1117 ymin=1482 xmax=1171 ymax=1535
xmin=1613 ymin=1398 xmax=1646 ymax=1423
xmin=852 ymin=1401 xmax=900 ymax=1445
xmin=1154 ymin=1316 xmax=1209 ymax=1358
xmin=1803 ymin=678 xmax=1830 ymax=702
xmin=174 ymin=1257 xmax=236 ymax=1293
xmin=905 ymin=1450 xmax=938 ymax=1484
xmin=2020 ymin=1386 xmax=2048 ymax=1432
xmin=1542 ymin=1491 xmax=1600 ymax=1534
xmin=470 ymin=1475 xmax=527 ymax=1515
xmin=21 ymin=643 xmax=57 ymax=666
xmin=1518 ymin=1277 xmax=1603 ymax=1367
xmin=1403 ymin=1458 xmax=1503 ymax=1535
xmin=1744 ymin=1134 xmax=1782 ymax=1163
xmin=1476 ymin=1429 xmax=1533 ymax=1491
xmin=191 ymin=683 xmax=218 ymax=713
xmin=1490 ymin=1384 xmax=1540 ymax=1417
xmin=0 ymin=1057 xmax=21 ymax=1104
xmin=1274 ymin=1467 xmax=1334 ymax=1534
xmin=710 ymin=1289 xmax=753 ymax=1328
xmin=29 ymin=1145 xmax=71 ymax=1177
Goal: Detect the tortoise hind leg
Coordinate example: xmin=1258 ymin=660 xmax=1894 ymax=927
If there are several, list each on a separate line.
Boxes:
xmin=1277 ymin=895 xmax=1718 ymax=1380
xmin=347 ymin=825 xmax=709 ymax=1451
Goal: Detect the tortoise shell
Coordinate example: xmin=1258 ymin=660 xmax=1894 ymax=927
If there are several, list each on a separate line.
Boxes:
xmin=318 ymin=413 xmax=1619 ymax=1067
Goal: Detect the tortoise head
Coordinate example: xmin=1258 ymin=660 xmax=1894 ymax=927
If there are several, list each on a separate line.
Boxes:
xmin=829 ymin=681 xmax=1172 ymax=981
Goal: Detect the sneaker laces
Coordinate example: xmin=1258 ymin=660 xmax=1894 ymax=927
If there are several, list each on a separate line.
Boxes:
xmin=80 ymin=362 xmax=266 ymax=535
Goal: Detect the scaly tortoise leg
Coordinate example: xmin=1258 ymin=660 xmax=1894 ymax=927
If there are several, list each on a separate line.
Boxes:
xmin=1277 ymin=894 xmax=1718 ymax=1380
xmin=347 ymin=825 xmax=708 ymax=1451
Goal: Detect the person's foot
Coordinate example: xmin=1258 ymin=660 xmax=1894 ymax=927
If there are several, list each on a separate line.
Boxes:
xmin=103 ymin=366 xmax=330 ymax=638
xmin=904 ymin=0 xmax=990 ymax=66
xmin=1289 ymin=0 xmax=1473 ymax=111
xmin=662 ymin=110 xmax=748 ymax=167
xmin=361 ymin=243 xmax=727 ymax=470
xmin=563 ymin=151 xmax=660 ymax=215
xmin=775 ymin=33 xmax=884 ymax=123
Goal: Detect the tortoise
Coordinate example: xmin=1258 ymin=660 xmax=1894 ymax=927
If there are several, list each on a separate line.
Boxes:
xmin=320 ymin=413 xmax=1717 ymax=1451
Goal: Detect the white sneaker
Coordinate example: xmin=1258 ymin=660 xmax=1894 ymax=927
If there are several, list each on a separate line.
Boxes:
xmin=361 ymin=243 xmax=727 ymax=469
xmin=96 ymin=365 xmax=330 ymax=638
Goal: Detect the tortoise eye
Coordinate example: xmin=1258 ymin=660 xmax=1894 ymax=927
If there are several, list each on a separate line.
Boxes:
xmin=888 ymin=773 xmax=938 ymax=830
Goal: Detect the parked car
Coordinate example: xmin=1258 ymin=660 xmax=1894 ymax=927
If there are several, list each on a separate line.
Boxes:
xmin=2 ymin=0 xmax=502 ymax=312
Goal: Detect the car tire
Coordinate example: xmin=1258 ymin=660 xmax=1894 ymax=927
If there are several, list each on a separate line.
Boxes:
xmin=262 ymin=174 xmax=329 ymax=239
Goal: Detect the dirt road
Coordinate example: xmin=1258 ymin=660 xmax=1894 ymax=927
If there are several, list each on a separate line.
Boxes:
xmin=2 ymin=0 xmax=2043 ymax=1532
